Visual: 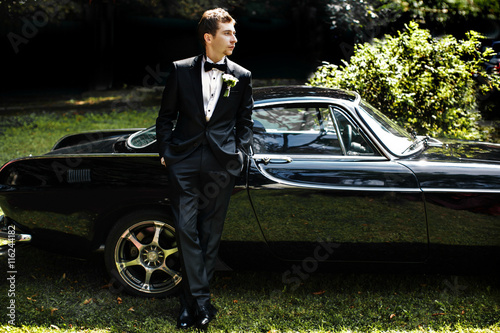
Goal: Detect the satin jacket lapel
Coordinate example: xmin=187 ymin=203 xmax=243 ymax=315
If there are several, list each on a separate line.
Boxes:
xmin=189 ymin=55 xmax=204 ymax=116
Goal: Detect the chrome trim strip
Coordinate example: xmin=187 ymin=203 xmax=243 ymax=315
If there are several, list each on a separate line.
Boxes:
xmin=252 ymin=153 xmax=387 ymax=162
xmin=0 ymin=231 xmax=32 ymax=243
xmin=255 ymin=163 xmax=422 ymax=193
xmin=18 ymin=233 xmax=32 ymax=242
xmin=11 ymin=153 xmax=159 ymax=161
xmin=421 ymin=188 xmax=500 ymax=194
xmin=255 ymin=97 xmax=338 ymax=107
xmin=254 ymin=97 xmax=356 ymax=110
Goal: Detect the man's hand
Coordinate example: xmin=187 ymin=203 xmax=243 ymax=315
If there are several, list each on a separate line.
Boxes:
xmin=161 ymin=157 xmax=166 ymax=167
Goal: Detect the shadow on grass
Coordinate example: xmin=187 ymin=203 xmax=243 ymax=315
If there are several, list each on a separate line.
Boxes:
xmin=1 ymin=244 xmax=500 ymax=332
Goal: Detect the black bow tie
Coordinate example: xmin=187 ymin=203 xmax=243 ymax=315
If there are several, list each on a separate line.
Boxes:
xmin=204 ymin=62 xmax=227 ymax=72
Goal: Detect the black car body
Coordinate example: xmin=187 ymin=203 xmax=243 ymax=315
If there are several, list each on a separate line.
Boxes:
xmin=1 ymin=86 xmax=500 ymax=297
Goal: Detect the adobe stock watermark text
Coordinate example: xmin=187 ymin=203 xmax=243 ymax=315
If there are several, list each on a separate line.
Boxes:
xmin=6 ymin=225 xmax=17 ymax=326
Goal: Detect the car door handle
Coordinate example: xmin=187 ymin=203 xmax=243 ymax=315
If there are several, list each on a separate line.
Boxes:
xmin=257 ymin=156 xmax=293 ymax=165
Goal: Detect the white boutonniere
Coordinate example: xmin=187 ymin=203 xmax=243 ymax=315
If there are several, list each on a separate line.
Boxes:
xmin=222 ymin=74 xmax=238 ymax=97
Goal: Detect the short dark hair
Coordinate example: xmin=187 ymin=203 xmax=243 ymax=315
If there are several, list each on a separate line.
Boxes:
xmin=197 ymin=8 xmax=235 ymax=47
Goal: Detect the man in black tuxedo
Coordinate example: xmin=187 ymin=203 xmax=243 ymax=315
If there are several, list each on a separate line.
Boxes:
xmin=155 ymin=8 xmax=253 ymax=330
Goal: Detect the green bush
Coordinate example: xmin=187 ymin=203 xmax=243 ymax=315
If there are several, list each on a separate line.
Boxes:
xmin=309 ymin=21 xmax=499 ymax=140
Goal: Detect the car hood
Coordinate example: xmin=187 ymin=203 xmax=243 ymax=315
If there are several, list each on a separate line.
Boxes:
xmin=46 ymin=129 xmax=140 ymax=155
xmin=419 ymin=140 xmax=500 ymax=163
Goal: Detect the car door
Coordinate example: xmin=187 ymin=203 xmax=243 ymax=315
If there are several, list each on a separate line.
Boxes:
xmin=248 ymin=102 xmax=428 ymax=262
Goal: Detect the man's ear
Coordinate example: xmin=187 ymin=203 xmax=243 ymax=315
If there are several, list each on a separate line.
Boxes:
xmin=204 ymin=33 xmax=212 ymax=44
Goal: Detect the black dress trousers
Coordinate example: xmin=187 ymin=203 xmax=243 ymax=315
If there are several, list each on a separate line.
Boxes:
xmin=167 ymin=142 xmax=235 ymax=308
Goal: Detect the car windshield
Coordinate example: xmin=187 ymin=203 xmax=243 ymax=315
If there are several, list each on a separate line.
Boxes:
xmin=128 ymin=126 xmax=157 ymax=149
xmin=356 ymin=101 xmax=419 ymax=156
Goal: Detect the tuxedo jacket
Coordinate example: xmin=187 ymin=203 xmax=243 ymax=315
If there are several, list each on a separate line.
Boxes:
xmin=156 ymin=55 xmax=253 ymax=175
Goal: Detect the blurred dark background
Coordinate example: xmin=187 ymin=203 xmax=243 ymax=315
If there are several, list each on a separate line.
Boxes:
xmin=1 ymin=0 xmax=499 ymax=96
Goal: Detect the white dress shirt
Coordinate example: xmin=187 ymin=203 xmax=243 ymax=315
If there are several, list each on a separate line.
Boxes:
xmin=201 ymin=56 xmax=225 ymax=122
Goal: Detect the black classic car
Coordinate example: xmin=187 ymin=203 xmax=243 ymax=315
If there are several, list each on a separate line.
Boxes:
xmin=1 ymin=86 xmax=500 ymax=298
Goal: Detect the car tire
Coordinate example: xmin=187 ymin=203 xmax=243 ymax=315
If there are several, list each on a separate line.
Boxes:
xmin=104 ymin=210 xmax=182 ymax=298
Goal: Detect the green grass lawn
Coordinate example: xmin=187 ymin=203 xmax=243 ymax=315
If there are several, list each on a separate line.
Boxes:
xmin=0 ymin=107 xmax=158 ymax=167
xmin=1 ymin=102 xmax=499 ymax=332
xmin=1 ymin=244 xmax=499 ymax=333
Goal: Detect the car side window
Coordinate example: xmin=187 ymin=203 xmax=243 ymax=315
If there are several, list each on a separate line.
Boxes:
xmin=252 ymin=105 xmax=342 ymax=155
xmin=252 ymin=104 xmax=376 ymax=156
xmin=332 ymin=108 xmax=376 ymax=156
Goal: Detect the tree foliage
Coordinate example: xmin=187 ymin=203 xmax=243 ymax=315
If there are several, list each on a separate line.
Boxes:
xmin=0 ymin=0 xmax=82 ymax=27
xmin=0 ymin=0 xmax=247 ymax=24
xmin=325 ymin=0 xmax=401 ymax=43
xmin=309 ymin=22 xmax=500 ymax=140
xmin=324 ymin=0 xmax=500 ymax=44
xmin=115 ymin=0 xmax=246 ymax=20
xmin=397 ymin=0 xmax=500 ymax=22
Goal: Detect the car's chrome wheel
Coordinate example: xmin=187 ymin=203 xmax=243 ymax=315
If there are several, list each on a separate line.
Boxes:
xmin=104 ymin=211 xmax=182 ymax=297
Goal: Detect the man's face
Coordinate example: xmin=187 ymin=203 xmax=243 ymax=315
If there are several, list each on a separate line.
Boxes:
xmin=206 ymin=21 xmax=237 ymax=61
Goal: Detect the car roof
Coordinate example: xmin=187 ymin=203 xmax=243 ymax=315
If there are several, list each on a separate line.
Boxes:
xmin=253 ymin=86 xmax=359 ymax=104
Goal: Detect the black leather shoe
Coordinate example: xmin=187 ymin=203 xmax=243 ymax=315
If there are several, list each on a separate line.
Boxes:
xmin=208 ymin=303 xmax=218 ymax=318
xmin=176 ymin=307 xmax=195 ymax=329
xmin=196 ymin=305 xmax=214 ymax=330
